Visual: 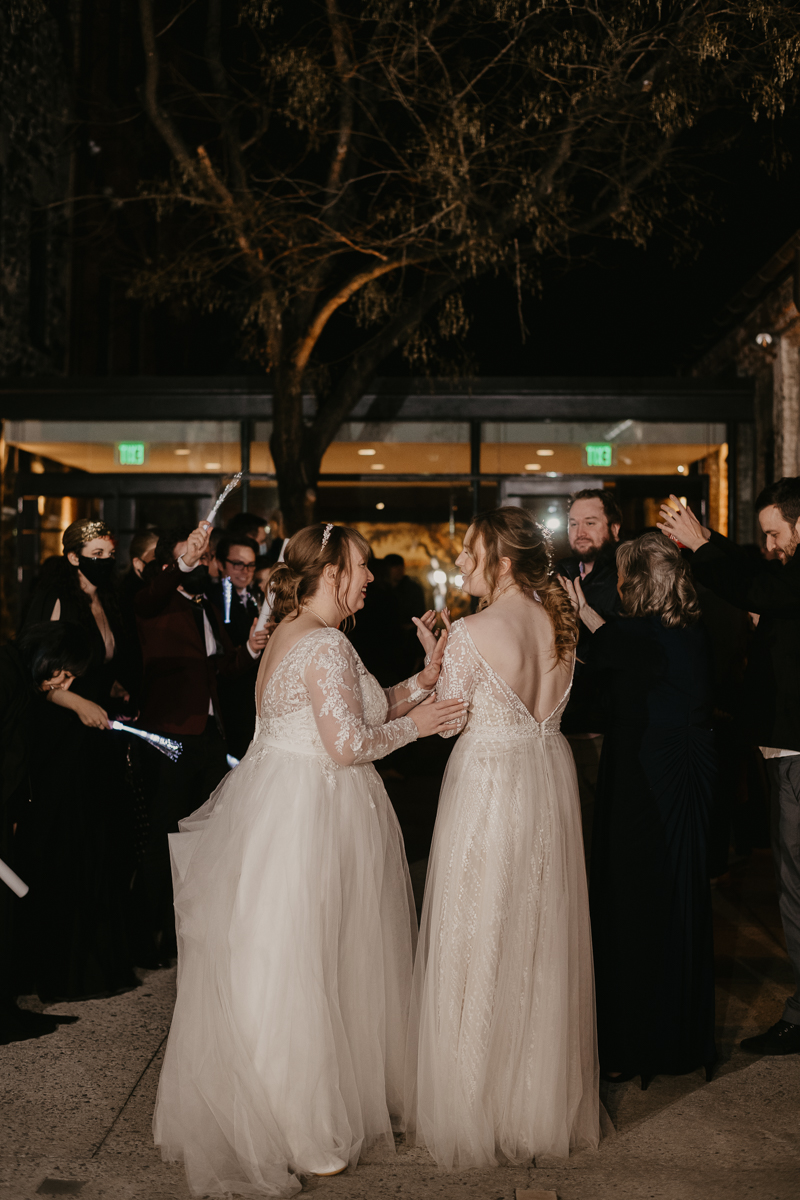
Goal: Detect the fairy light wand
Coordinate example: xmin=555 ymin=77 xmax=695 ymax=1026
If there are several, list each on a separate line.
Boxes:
xmin=222 ymin=575 xmax=233 ymax=623
xmin=202 ymin=471 xmax=242 ymax=530
xmin=110 ymin=721 xmax=182 ymax=762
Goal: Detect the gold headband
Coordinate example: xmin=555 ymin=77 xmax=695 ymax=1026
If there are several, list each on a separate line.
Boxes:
xmin=62 ymin=519 xmax=113 ymax=554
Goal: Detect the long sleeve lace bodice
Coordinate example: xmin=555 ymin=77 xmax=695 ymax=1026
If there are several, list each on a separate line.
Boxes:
xmin=253 ymin=627 xmax=418 ymax=770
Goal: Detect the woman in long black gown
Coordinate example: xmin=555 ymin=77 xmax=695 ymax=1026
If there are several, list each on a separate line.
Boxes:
xmin=19 ymin=518 xmax=139 ymax=1001
xmin=561 ymin=531 xmax=717 ymax=1088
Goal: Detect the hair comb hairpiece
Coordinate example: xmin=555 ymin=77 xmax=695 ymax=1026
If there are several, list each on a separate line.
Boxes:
xmin=321 ymin=523 xmax=334 ymax=551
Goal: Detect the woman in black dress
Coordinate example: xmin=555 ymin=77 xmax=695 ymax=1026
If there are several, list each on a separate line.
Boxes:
xmin=561 ymin=531 xmax=717 ymax=1089
xmin=19 ymin=518 xmax=139 ymax=1001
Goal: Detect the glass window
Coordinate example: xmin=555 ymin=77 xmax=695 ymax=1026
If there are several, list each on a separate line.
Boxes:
xmin=4 ymin=420 xmax=240 ymax=474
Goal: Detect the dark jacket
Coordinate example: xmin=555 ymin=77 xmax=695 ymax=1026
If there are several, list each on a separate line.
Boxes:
xmin=135 ymin=565 xmax=254 ymax=737
xmin=691 ymin=531 xmax=800 ymax=752
xmin=0 ymin=643 xmax=39 ymax=830
xmin=207 ymin=580 xmax=261 ymax=649
xmin=557 ymin=547 xmax=621 ymax=735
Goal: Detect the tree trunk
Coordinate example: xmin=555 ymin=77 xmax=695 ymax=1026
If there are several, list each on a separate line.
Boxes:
xmin=270 ymin=371 xmax=321 ymax=533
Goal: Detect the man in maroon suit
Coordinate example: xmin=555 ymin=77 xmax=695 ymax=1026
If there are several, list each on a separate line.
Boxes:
xmin=133 ymin=522 xmax=268 ymax=962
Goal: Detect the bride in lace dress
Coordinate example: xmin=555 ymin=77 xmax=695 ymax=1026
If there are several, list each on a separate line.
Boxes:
xmin=406 ymin=507 xmax=600 ymax=1170
xmin=153 ymin=523 xmax=466 ymax=1197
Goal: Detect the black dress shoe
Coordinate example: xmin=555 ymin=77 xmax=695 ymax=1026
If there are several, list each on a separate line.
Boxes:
xmin=741 ymin=1020 xmax=800 ymax=1055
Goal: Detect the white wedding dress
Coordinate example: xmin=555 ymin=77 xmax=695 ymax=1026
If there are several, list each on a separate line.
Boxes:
xmin=154 ymin=628 xmax=421 ymax=1197
xmin=406 ymin=618 xmax=599 ymax=1169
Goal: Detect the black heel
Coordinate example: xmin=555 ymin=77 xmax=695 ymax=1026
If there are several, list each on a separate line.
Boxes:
xmin=640 ymin=1073 xmax=654 ymax=1091
xmin=704 ymin=1060 xmax=716 ymax=1083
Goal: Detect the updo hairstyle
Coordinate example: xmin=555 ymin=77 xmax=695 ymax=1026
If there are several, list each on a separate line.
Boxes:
xmin=470 ymin=506 xmax=577 ymax=664
xmin=616 ymin=531 xmax=701 ymax=629
xmin=269 ymin=523 xmax=371 ymax=624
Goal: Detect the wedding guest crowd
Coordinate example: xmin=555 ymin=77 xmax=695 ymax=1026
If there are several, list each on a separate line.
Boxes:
xmin=3 ymin=478 xmax=800 ymax=1082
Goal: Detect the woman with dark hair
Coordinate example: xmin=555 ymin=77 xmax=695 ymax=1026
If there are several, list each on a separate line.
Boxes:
xmin=407 ymin=507 xmax=599 ymax=1170
xmin=561 ymin=531 xmax=717 ymax=1089
xmin=19 ymin=519 xmax=139 ymax=1001
xmin=1 ymin=622 xmax=91 ymax=1043
xmin=153 ymin=522 xmax=466 ymax=1197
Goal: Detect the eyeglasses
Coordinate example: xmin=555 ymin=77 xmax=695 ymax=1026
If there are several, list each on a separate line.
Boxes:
xmin=226 ymin=559 xmax=256 ymax=572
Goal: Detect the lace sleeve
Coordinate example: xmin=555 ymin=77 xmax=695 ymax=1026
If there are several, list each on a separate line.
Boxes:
xmin=435 ymin=620 xmax=477 ymax=738
xmin=384 ymin=673 xmax=433 ymax=717
xmin=305 ymin=633 xmax=418 ymax=766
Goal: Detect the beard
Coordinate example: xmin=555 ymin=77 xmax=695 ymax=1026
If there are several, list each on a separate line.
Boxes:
xmin=572 ymin=535 xmax=616 ymax=563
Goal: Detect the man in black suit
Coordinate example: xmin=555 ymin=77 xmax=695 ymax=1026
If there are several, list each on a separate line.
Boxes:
xmin=209 ymin=534 xmax=263 ymax=759
xmin=556 ymin=489 xmax=622 ymax=855
xmin=660 ymin=478 xmax=800 ymax=1057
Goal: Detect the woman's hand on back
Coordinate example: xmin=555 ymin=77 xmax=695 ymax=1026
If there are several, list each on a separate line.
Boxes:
xmin=409 ymin=693 xmax=466 ymax=738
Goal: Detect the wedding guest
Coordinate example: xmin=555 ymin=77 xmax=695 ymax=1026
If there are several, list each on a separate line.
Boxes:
xmin=562 ymin=532 xmax=717 ymax=1087
xmin=556 ymin=489 xmax=622 ymax=854
xmin=227 ymin=511 xmax=270 ymax=555
xmin=264 ymin=509 xmax=288 ymax=564
xmin=208 ymin=534 xmax=262 ymax=759
xmin=385 ymin=554 xmax=426 ymax=675
xmin=19 ymin=520 xmax=140 ymax=1002
xmin=659 ymin=480 xmax=800 ymax=1057
xmin=133 ymin=523 xmax=268 ymax=959
xmin=1 ymin=622 xmax=90 ymax=1043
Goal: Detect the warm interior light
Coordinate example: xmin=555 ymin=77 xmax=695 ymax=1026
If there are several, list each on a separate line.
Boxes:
xmin=174 ymin=448 xmax=191 ymax=456
xmin=524 ymin=463 xmax=541 ymax=471
xmin=454 ymin=574 xmax=464 ymax=588
xmin=371 ymin=463 xmax=385 ymax=471
xmin=358 ymin=448 xmax=377 ymax=456
xmin=755 ymin=332 xmax=773 ymax=347
xmin=536 ymin=448 xmax=555 ymax=456
xmin=677 ymin=465 xmax=685 ymax=474
xmin=375 ymin=502 xmax=385 ymax=510
xmin=205 ymin=462 xmax=222 ymax=470
xmin=545 ymin=517 xmax=561 ymax=530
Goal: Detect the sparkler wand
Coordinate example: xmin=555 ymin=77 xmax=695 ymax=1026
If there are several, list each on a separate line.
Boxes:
xmin=222 ymin=575 xmax=233 ymax=623
xmin=110 ymin=721 xmax=182 ymax=762
xmin=254 ymin=539 xmax=285 ymax=631
xmin=0 ymin=857 xmax=29 ymax=898
xmin=203 ymin=472 xmax=242 ymax=529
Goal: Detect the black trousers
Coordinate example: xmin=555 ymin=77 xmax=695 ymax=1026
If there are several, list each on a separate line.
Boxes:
xmin=130 ymin=718 xmax=228 ymax=960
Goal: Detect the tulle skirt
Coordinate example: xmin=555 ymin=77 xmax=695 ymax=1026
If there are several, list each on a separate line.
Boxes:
xmin=405 ymin=729 xmax=599 ymax=1169
xmin=153 ymin=739 xmax=417 ymax=1197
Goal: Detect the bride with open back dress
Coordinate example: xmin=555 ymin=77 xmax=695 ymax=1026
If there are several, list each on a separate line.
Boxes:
xmin=406 ymin=507 xmax=600 ymax=1170
xmin=153 ymin=523 xmax=466 ymax=1197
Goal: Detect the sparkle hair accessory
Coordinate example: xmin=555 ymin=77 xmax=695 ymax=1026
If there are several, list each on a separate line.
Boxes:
xmin=320 ymin=523 xmax=334 ymax=551
xmin=62 ymin=519 xmax=113 ymax=554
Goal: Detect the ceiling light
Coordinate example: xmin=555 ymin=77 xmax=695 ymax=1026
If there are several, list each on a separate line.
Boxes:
xmin=524 ymin=463 xmax=541 ymax=471
xmin=677 ymin=465 xmax=685 ymax=474
xmin=536 ymin=448 xmax=555 ymax=457
xmin=371 ymin=463 xmax=385 ymax=471
xmin=545 ymin=517 xmax=561 ymax=530
xmin=358 ymin=448 xmax=377 ymax=456
xmin=375 ymin=502 xmax=385 ymax=510
xmin=755 ymin=332 xmax=773 ymax=347
xmin=205 ymin=462 xmax=222 ymax=470
xmin=174 ymin=448 xmax=191 ymax=456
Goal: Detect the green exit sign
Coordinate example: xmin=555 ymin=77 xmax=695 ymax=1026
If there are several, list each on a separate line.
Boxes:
xmin=585 ymin=442 xmax=614 ymax=468
xmin=117 ymin=442 xmax=147 ymax=466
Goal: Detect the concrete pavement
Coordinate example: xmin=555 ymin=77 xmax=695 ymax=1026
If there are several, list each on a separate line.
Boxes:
xmin=2 ymin=850 xmax=799 ymax=1200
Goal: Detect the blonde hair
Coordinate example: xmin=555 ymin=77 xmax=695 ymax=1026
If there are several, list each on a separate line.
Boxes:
xmin=269 ymin=523 xmax=371 ymax=625
xmin=616 ymin=532 xmax=701 ymax=629
xmin=469 ymin=507 xmax=577 ymax=664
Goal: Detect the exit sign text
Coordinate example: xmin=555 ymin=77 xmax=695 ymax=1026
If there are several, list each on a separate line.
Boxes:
xmin=585 ymin=443 xmax=613 ymax=468
xmin=117 ymin=442 xmax=147 ymax=466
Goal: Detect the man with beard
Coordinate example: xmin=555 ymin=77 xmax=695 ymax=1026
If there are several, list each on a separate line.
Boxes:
xmin=133 ymin=523 xmax=268 ymax=961
xmin=659 ymin=478 xmax=800 ymax=1057
xmin=556 ymin=489 xmax=622 ymax=856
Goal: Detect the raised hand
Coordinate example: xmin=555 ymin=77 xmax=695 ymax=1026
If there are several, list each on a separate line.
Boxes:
xmin=557 ymin=574 xmax=606 ymax=632
xmin=656 ymin=495 xmax=711 ymax=552
xmin=183 ymin=525 xmax=211 ymax=569
xmin=413 ymin=609 xmax=439 ymax=658
xmin=417 ymin=628 xmax=448 ymax=691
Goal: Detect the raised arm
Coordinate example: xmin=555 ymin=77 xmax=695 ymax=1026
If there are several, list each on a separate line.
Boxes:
xmin=306 ymin=634 xmax=419 ymax=766
xmin=435 ymin=620 xmax=477 ymax=738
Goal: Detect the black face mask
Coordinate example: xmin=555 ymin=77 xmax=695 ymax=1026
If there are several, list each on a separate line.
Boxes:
xmin=180 ymin=564 xmax=209 ymax=595
xmin=78 ymin=555 xmax=116 ymax=588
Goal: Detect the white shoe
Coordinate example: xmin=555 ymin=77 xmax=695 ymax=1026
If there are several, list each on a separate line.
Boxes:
xmin=308 ymin=1157 xmax=347 ymax=1177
